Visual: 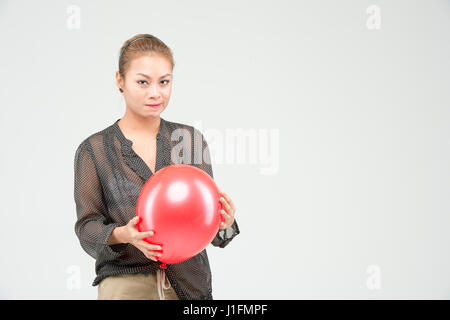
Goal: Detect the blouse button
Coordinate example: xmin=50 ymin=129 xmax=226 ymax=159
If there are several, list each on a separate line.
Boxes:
xmin=122 ymin=145 xmax=132 ymax=155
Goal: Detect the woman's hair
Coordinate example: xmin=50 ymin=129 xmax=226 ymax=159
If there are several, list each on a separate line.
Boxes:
xmin=118 ymin=33 xmax=175 ymax=80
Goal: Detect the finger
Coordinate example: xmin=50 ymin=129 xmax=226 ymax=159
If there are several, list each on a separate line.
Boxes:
xmin=222 ymin=192 xmax=236 ymax=212
xmin=221 ymin=209 xmax=231 ymax=222
xmin=144 ymin=242 xmax=163 ymax=251
xmin=222 ymin=209 xmax=235 ymax=226
xmin=222 ymin=200 xmax=234 ymax=218
xmin=137 ymin=230 xmax=155 ymax=239
xmin=147 ymin=250 xmax=162 ymax=257
xmin=145 ymin=252 xmax=158 ymax=261
xmin=220 ymin=209 xmax=228 ymax=222
xmin=131 ymin=216 xmax=140 ymax=226
xmin=219 ymin=218 xmax=228 ymax=229
xmin=220 ymin=197 xmax=232 ymax=212
xmin=143 ymin=248 xmax=162 ymax=260
xmin=220 ymin=191 xmax=235 ymax=211
xmin=219 ymin=219 xmax=231 ymax=230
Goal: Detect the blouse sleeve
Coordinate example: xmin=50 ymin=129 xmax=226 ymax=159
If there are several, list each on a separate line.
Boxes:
xmin=192 ymin=128 xmax=241 ymax=248
xmin=73 ymin=141 xmax=127 ymax=261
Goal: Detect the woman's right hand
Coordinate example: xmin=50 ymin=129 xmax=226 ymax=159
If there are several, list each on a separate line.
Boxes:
xmin=122 ymin=216 xmax=162 ymax=261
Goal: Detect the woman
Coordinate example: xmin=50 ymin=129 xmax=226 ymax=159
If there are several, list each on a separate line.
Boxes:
xmin=73 ymin=34 xmax=240 ymax=300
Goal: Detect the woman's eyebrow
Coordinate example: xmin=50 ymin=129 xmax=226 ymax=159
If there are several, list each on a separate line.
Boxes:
xmin=136 ymin=73 xmax=172 ymax=79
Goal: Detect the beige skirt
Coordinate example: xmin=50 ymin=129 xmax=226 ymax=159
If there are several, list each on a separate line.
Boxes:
xmin=97 ymin=269 xmax=179 ymax=300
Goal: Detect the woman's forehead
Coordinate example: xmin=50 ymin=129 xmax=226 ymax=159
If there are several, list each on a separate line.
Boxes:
xmin=129 ymin=54 xmax=171 ymax=69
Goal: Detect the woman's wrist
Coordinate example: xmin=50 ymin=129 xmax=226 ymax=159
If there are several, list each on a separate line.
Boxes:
xmin=107 ymin=226 xmax=128 ymax=245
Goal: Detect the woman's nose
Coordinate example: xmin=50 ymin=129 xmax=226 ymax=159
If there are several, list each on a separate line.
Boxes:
xmin=148 ymin=84 xmax=161 ymax=97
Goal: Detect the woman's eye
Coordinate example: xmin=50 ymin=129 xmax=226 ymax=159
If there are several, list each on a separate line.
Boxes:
xmin=137 ymin=80 xmax=170 ymax=85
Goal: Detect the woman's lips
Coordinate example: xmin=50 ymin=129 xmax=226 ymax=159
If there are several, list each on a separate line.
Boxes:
xmin=146 ymin=103 xmax=161 ymax=109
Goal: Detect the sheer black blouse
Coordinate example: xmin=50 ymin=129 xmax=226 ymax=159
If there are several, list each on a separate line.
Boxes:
xmin=73 ymin=117 xmax=240 ymax=299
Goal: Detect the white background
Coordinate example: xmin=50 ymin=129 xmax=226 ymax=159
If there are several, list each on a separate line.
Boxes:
xmin=0 ymin=0 xmax=449 ymax=299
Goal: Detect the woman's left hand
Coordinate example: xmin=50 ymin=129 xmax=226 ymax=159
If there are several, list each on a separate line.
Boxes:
xmin=218 ymin=189 xmax=236 ymax=230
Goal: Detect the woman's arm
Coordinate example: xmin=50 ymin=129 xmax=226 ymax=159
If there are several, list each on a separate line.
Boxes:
xmin=107 ymin=226 xmax=127 ymax=245
xmin=73 ymin=141 xmax=127 ymax=260
xmin=192 ymin=128 xmax=241 ymax=248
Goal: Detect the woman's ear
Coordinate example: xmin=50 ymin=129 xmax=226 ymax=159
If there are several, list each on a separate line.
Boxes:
xmin=116 ymin=71 xmax=124 ymax=93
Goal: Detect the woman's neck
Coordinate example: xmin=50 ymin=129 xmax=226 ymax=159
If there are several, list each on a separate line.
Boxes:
xmin=118 ymin=112 xmax=161 ymax=137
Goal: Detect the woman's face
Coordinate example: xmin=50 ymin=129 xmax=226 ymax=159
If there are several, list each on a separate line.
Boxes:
xmin=117 ymin=54 xmax=172 ymax=118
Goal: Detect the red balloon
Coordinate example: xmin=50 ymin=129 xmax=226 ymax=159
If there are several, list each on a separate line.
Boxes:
xmin=136 ymin=164 xmax=223 ymax=266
